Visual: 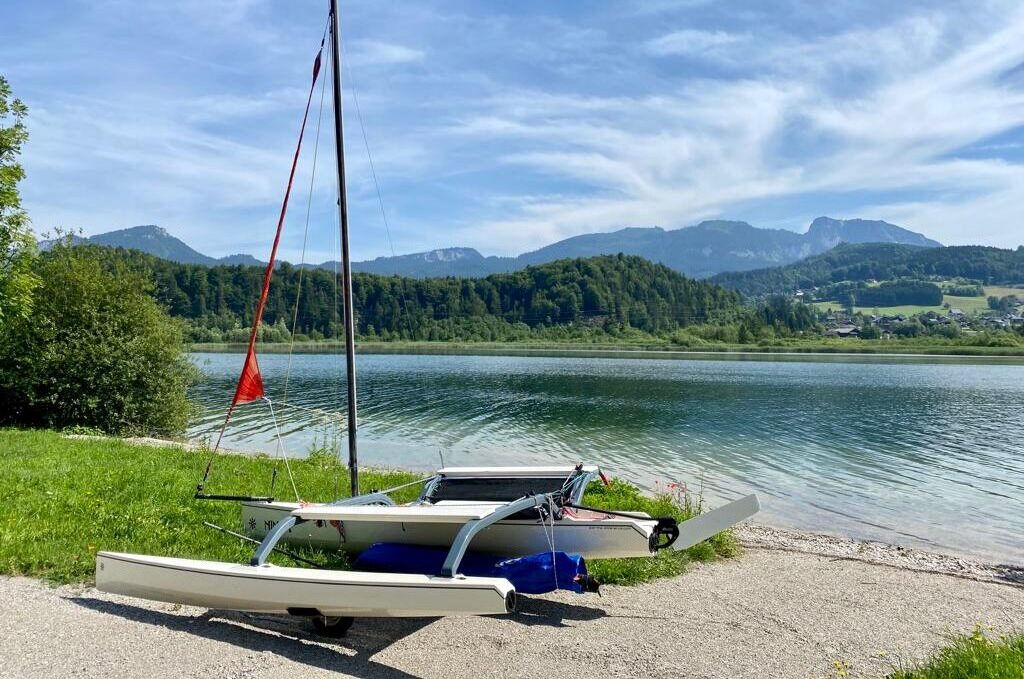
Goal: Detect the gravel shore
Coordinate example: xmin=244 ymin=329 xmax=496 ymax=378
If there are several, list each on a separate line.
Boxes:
xmin=3 ymin=537 xmax=1022 ymax=679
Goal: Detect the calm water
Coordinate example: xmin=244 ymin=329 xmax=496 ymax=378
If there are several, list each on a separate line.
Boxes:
xmin=189 ymin=351 xmax=1024 ymax=564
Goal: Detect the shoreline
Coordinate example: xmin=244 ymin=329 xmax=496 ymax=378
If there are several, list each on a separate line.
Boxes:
xmin=734 ymin=523 xmax=1024 ymax=588
xmin=189 ymin=341 xmax=1024 ymax=361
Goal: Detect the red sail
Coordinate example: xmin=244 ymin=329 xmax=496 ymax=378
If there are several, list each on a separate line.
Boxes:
xmin=227 ymin=48 xmax=323 ymax=408
xmin=232 ymin=350 xmax=265 ymax=405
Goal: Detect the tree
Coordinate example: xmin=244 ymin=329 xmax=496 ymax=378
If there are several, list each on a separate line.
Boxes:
xmin=0 ymin=242 xmax=200 ymax=435
xmin=737 ymin=323 xmax=752 ymax=344
xmin=859 ymin=324 xmax=881 ymax=340
xmin=988 ymin=295 xmax=1019 ymax=313
xmin=0 ymin=76 xmax=38 ymax=327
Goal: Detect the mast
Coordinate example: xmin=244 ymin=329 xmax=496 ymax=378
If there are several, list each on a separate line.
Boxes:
xmin=329 ymin=0 xmax=359 ymax=496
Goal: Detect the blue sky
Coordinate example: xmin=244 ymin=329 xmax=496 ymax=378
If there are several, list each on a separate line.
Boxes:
xmin=3 ymin=0 xmax=1024 ymax=262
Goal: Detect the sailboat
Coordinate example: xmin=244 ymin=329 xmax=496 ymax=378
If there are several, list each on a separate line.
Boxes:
xmin=95 ymin=0 xmax=759 ymax=635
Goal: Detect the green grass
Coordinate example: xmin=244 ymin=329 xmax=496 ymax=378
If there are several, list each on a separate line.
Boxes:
xmin=943 ymin=294 xmax=991 ymax=314
xmin=0 ymin=428 xmax=735 ymax=586
xmin=889 ymin=628 xmax=1024 ymax=679
xmin=814 ymin=286 xmax=1020 ymax=317
xmin=982 ymin=286 xmax=1023 ymax=299
xmin=0 ymin=428 xmax=422 ymax=582
xmin=813 ymin=301 xmax=949 ymax=316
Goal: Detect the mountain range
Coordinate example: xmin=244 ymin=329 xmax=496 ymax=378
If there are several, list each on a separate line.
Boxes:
xmin=43 ymin=217 xmax=941 ymax=279
xmin=39 ymin=226 xmax=265 ymax=268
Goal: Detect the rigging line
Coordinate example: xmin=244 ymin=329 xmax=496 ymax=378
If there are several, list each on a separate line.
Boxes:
xmin=201 ymin=18 xmax=330 ymax=497
xmin=265 ymin=397 xmax=301 ymax=502
xmin=343 ymin=53 xmax=397 ymax=259
xmin=271 ymin=398 xmax=348 ymax=427
xmin=539 ymin=497 xmax=558 ymax=591
xmin=199 ymin=40 xmax=326 ymax=499
xmin=327 ymin=475 xmax=434 ymax=504
xmin=209 ymin=32 xmax=326 ymax=460
xmin=283 ymin=39 xmax=331 ymax=405
xmin=341 ymin=45 xmax=415 ymax=341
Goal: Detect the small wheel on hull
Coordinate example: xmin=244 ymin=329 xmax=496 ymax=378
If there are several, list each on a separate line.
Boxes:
xmin=313 ymin=615 xmax=354 ymax=638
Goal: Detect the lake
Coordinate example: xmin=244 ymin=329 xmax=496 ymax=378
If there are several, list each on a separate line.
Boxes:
xmin=189 ymin=351 xmax=1024 ymax=564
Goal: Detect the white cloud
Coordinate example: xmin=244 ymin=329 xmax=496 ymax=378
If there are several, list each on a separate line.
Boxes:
xmin=437 ymin=4 xmax=1024 ymax=252
xmin=347 ymin=40 xmax=424 ymax=67
xmin=645 ymin=29 xmax=747 ymax=56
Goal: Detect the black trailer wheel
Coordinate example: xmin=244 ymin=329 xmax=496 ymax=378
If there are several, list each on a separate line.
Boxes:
xmin=312 ymin=615 xmax=355 ymax=638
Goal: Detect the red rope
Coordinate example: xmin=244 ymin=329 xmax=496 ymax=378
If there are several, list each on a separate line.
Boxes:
xmin=212 ymin=42 xmax=324 ymax=454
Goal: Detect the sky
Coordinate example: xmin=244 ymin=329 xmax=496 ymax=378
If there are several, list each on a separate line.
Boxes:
xmin=3 ymin=0 xmax=1024 ymax=262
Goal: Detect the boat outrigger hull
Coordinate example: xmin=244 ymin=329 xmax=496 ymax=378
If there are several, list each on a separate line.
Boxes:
xmin=96 ymin=552 xmax=515 ymax=618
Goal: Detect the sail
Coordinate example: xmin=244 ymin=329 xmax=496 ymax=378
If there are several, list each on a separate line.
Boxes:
xmin=228 ymin=47 xmax=324 ymax=408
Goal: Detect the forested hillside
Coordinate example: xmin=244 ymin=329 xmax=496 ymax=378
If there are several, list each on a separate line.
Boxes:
xmin=75 ymin=247 xmax=746 ymax=341
xmin=711 ymin=243 xmax=1024 ymax=296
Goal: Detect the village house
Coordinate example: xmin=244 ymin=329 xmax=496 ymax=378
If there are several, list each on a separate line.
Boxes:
xmin=825 ymin=324 xmax=860 ymax=338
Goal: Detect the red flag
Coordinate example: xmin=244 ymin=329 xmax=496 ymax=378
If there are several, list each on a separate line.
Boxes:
xmin=232 ymin=350 xmax=265 ymax=405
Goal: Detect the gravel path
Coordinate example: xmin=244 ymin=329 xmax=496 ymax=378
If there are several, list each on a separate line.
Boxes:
xmin=2 ymin=546 xmax=1022 ymax=679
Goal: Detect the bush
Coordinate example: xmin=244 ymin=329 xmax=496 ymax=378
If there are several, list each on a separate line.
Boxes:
xmin=893 ymin=320 xmax=924 ymax=338
xmin=859 ymin=324 xmax=882 ymax=339
xmin=0 ymin=242 xmax=200 ymax=435
xmin=988 ymin=295 xmax=1019 ymax=313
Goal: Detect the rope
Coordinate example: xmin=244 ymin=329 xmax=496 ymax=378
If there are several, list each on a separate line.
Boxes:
xmin=200 ymin=22 xmax=329 ymax=497
xmin=271 ymin=398 xmax=348 ymax=427
xmin=269 ymin=39 xmax=331 ymax=500
xmin=539 ymin=496 xmax=559 ymax=591
xmin=342 ymin=45 xmax=414 ymax=341
xmin=283 ymin=47 xmax=330 ymax=404
xmin=328 ymin=475 xmax=435 ymax=504
xmin=265 ymin=397 xmax=301 ymax=502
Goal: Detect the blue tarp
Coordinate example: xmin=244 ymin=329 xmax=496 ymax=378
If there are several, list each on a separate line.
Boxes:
xmin=354 ymin=543 xmax=592 ymax=594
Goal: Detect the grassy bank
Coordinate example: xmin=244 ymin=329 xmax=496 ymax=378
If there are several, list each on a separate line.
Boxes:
xmin=190 ymin=339 xmax=1024 ymax=358
xmin=889 ymin=628 xmax=1024 ymax=678
xmin=0 ymin=428 xmax=733 ymax=586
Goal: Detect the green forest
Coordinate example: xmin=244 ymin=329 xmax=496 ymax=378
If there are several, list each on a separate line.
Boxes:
xmin=73 ymin=246 xmax=802 ymax=343
xmin=813 ymin=280 xmax=945 ymax=308
xmin=711 ymin=243 xmax=1024 ymax=296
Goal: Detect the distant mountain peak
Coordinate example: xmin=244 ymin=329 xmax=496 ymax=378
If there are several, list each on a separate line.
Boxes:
xmin=690 ymin=220 xmax=762 ymax=234
xmin=806 ymin=217 xmax=942 ymax=248
xmin=421 ymin=247 xmax=483 ymax=263
xmin=102 ymin=224 xmax=168 ymax=238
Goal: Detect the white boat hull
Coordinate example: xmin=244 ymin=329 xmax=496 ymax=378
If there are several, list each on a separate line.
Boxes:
xmin=242 ymin=502 xmax=657 ymax=559
xmin=96 ymin=552 xmax=515 ymax=618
